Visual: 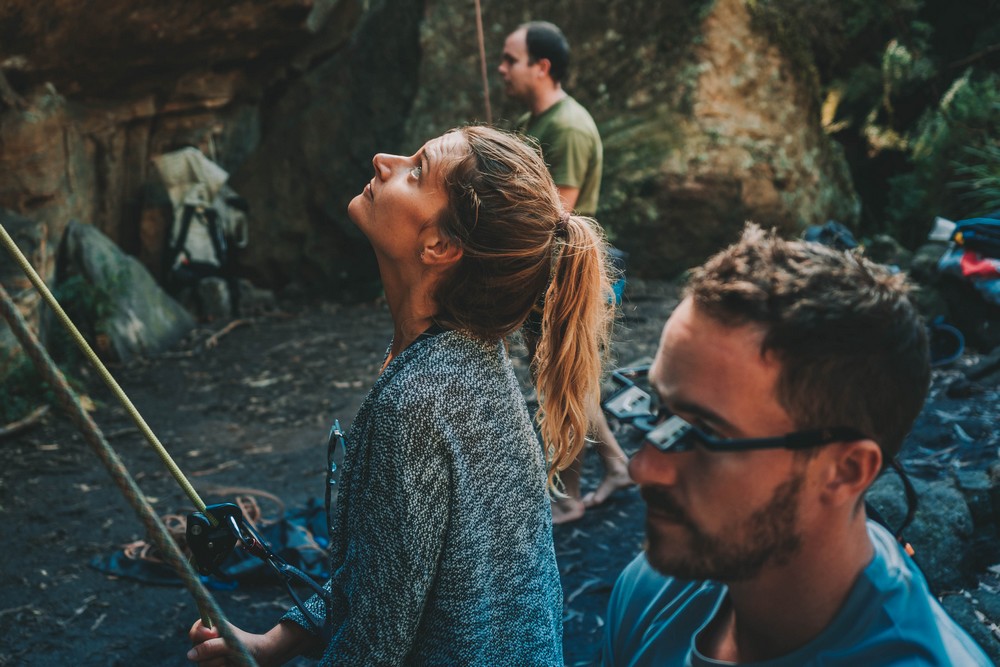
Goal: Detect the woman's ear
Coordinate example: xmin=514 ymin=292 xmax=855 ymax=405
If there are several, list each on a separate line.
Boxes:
xmin=420 ymin=229 xmax=463 ymax=269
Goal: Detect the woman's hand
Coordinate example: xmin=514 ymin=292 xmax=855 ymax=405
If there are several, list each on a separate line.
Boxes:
xmin=187 ymin=619 xmax=263 ymax=666
xmin=187 ymin=618 xmax=314 ymax=667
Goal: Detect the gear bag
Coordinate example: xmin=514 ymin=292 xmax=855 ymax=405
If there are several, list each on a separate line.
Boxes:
xmin=951 ymin=217 xmax=1000 ymax=259
xmin=153 ymin=148 xmax=249 ymax=300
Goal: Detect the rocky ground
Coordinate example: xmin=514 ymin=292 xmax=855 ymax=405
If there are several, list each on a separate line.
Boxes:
xmin=1 ymin=279 xmax=998 ymax=666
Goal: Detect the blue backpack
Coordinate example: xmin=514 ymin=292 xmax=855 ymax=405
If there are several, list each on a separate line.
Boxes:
xmin=952 ymin=216 xmax=1000 ymax=259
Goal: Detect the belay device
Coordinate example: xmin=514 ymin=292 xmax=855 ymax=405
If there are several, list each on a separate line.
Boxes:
xmin=184 ymin=421 xmax=347 ymax=632
xmin=185 ymin=502 xmax=328 ymax=631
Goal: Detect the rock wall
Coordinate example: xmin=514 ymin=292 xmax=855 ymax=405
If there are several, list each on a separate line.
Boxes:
xmin=0 ymin=0 xmax=859 ymax=314
xmin=230 ymin=0 xmax=424 ymax=296
xmin=406 ymin=0 xmax=860 ymax=276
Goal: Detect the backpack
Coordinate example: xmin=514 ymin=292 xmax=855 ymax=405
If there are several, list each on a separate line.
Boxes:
xmin=164 ymin=183 xmax=248 ymax=293
xmin=951 ymin=217 xmax=1000 ymax=259
xmin=153 ymin=148 xmax=249 ymax=312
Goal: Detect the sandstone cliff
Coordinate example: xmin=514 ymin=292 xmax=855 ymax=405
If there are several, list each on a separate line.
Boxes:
xmin=0 ymin=0 xmax=857 ymax=313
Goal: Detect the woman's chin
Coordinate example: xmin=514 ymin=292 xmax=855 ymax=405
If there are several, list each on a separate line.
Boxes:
xmin=346 ymin=195 xmax=366 ymax=227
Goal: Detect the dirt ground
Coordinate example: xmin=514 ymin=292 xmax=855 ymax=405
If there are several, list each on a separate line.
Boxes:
xmin=0 ymin=279 xmax=677 ymax=666
xmin=1 ymin=279 xmax=997 ymax=666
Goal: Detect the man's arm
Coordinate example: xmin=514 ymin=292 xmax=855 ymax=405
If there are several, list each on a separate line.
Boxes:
xmin=556 ymin=185 xmax=580 ymax=212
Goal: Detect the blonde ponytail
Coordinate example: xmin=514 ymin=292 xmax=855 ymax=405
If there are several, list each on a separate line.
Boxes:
xmin=532 ymin=215 xmax=614 ymax=488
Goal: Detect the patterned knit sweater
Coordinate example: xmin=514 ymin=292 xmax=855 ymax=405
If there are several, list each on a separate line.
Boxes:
xmin=283 ymin=330 xmax=563 ymax=665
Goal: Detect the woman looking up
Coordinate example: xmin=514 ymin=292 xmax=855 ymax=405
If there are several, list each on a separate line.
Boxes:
xmin=187 ymin=126 xmax=614 ymax=666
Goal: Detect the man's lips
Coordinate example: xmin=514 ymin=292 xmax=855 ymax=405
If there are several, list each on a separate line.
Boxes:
xmin=641 ymin=486 xmax=690 ymax=525
xmin=365 ymin=180 xmax=374 ymax=199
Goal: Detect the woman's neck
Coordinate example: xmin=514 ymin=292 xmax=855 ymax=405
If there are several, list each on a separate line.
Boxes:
xmin=381 ymin=272 xmax=440 ymax=363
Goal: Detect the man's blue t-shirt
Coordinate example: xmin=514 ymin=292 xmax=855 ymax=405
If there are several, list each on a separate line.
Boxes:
xmin=603 ymin=521 xmax=991 ymax=666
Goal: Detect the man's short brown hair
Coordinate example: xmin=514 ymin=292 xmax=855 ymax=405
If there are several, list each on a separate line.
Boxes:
xmin=684 ymin=223 xmax=930 ymax=463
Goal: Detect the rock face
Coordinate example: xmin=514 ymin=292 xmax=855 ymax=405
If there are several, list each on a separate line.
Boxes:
xmin=0 ymin=0 xmax=858 ymax=345
xmin=0 ymin=0 xmax=365 ymax=289
xmin=230 ymin=0 xmax=424 ymax=295
xmin=407 ymin=0 xmax=860 ymax=276
xmin=0 ymin=209 xmax=49 ymax=383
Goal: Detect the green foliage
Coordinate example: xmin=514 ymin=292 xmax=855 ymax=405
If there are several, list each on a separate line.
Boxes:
xmin=748 ymin=0 xmax=926 ymax=101
xmin=953 ymin=141 xmax=1000 ymax=214
xmin=886 ymin=72 xmax=1000 ymax=235
xmin=0 ymin=275 xmax=107 ymax=424
xmin=750 ymin=0 xmax=1000 ymax=245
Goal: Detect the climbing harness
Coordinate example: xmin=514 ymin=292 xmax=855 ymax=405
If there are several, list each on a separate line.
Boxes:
xmin=0 ymin=222 xmax=324 ymax=660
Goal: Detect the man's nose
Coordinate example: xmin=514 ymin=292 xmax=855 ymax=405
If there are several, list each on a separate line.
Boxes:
xmin=628 ymin=443 xmax=680 ymax=487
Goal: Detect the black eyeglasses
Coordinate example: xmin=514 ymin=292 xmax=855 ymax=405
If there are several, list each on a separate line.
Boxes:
xmin=644 ymin=408 xmax=868 ymax=454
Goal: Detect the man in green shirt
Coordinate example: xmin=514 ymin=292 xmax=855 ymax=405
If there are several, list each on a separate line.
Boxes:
xmin=499 ymin=21 xmax=603 ymax=216
xmin=500 ymin=21 xmax=630 ymax=523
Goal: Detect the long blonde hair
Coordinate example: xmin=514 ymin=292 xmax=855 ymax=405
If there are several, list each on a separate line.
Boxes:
xmin=433 ymin=126 xmax=614 ymax=487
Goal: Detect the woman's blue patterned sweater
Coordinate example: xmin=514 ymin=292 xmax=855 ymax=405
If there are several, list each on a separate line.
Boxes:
xmin=283 ymin=330 xmax=563 ymax=665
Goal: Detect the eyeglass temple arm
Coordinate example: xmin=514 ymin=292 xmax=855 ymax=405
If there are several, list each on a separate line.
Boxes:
xmin=699 ymin=427 xmax=867 ymax=452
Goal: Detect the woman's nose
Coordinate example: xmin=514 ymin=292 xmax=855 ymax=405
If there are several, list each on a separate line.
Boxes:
xmin=372 ymin=153 xmax=397 ymax=180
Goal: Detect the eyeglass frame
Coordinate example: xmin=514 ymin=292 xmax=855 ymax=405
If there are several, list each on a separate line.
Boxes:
xmin=644 ymin=408 xmax=869 ymax=454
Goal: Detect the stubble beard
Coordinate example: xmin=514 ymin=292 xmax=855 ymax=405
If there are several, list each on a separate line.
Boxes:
xmin=643 ymin=474 xmax=804 ymax=582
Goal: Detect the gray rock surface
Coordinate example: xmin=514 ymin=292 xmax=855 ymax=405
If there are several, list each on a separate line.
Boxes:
xmin=0 ymin=209 xmax=49 ymax=381
xmin=60 ymin=221 xmax=195 ymax=362
xmin=867 ymin=474 xmax=974 ymax=591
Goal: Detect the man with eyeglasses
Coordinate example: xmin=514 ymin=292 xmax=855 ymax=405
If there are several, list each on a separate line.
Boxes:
xmin=602 ymin=224 xmax=990 ymax=665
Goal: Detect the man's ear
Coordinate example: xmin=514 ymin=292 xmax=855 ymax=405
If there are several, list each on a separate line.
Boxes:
xmin=535 ymin=57 xmax=552 ymax=78
xmin=821 ymin=439 xmax=882 ymax=506
xmin=420 ymin=229 xmax=463 ymax=269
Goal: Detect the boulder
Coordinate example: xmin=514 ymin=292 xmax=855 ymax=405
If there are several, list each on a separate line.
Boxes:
xmin=59 ymin=221 xmax=195 ymax=362
xmin=406 ymin=0 xmax=860 ymax=277
xmin=867 ymin=473 xmax=975 ymax=591
xmin=0 ymin=87 xmax=92 ymax=285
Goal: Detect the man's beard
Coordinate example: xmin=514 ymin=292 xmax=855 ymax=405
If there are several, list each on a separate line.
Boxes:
xmin=641 ymin=474 xmax=804 ymax=582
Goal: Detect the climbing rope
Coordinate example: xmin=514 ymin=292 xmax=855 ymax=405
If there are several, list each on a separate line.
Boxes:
xmin=473 ymin=0 xmax=492 ymax=123
xmin=0 ymin=224 xmax=257 ymax=666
